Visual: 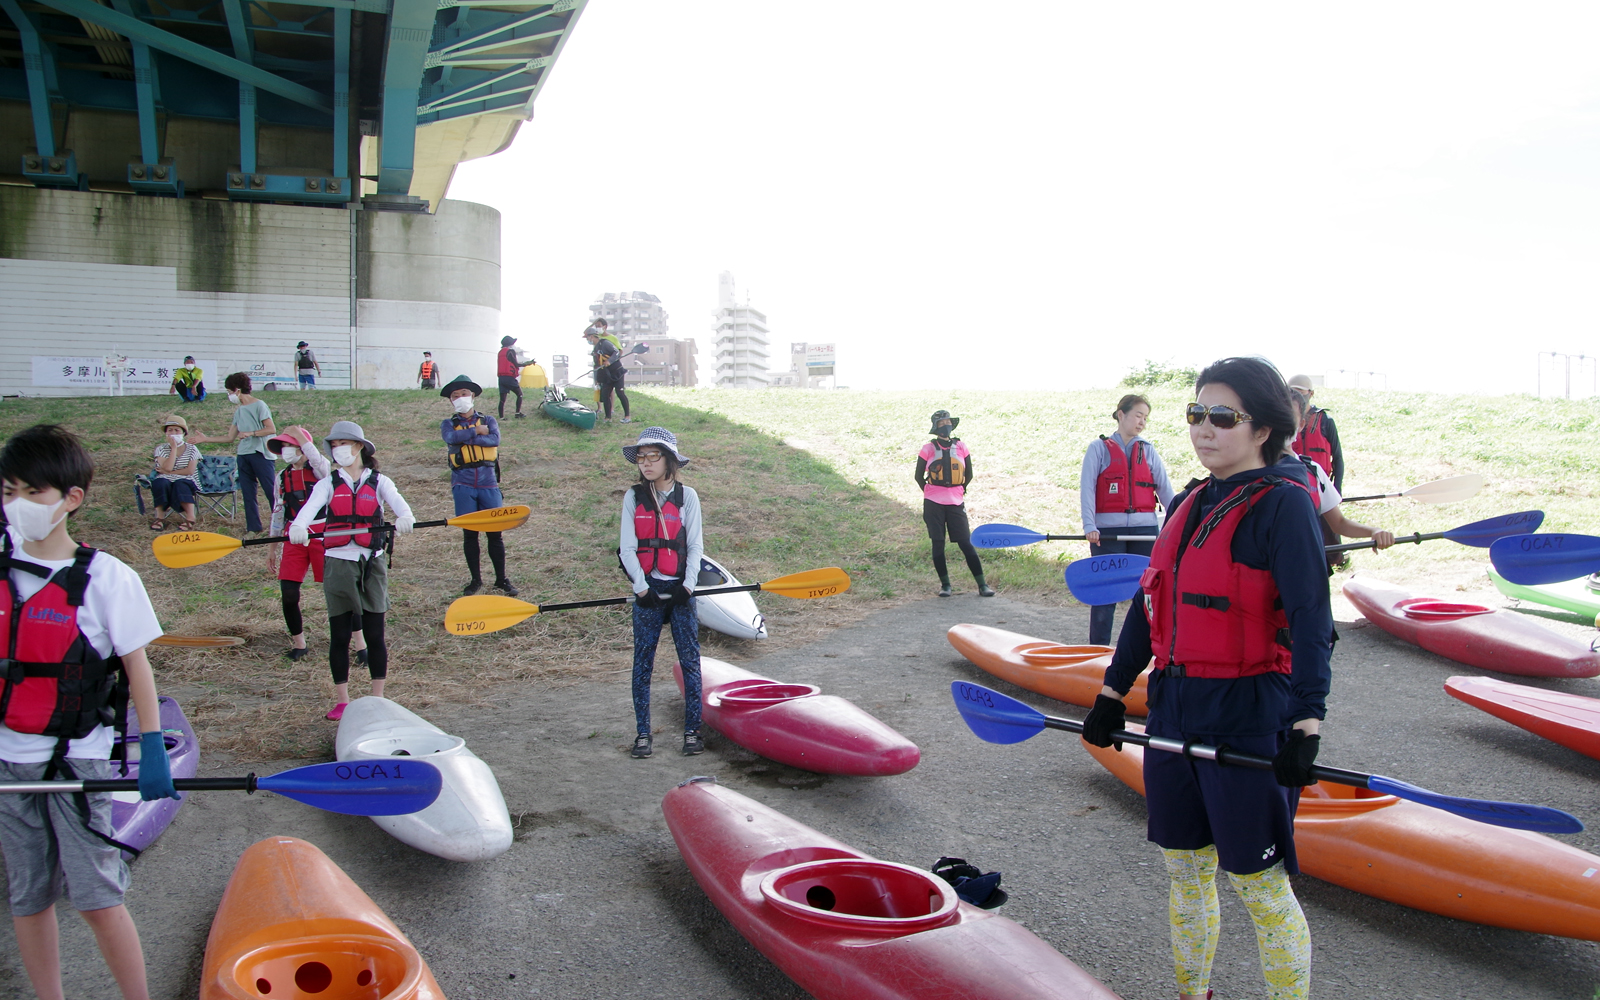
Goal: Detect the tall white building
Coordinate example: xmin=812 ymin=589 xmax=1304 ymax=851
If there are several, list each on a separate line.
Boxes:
xmin=711 ymin=271 xmax=770 ymax=388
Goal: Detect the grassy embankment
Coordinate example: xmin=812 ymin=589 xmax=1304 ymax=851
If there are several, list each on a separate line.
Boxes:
xmin=1 ymin=384 xmax=1594 ymax=757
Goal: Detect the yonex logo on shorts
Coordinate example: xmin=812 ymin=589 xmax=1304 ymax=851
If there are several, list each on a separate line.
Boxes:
xmin=1262 ymin=844 xmax=1277 ymax=861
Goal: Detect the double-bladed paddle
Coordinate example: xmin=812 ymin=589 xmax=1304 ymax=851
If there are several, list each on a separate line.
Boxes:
xmin=1326 ymin=509 xmax=1545 ymax=554
xmin=1489 ymin=533 xmax=1600 ymax=586
xmin=949 ymin=681 xmax=1583 ymax=834
xmin=152 ymin=505 xmax=533 ymax=568
xmin=1339 ymin=474 xmax=1486 ymax=505
xmin=444 ymin=567 xmax=852 ymax=636
xmin=0 ymin=760 xmax=442 ymax=817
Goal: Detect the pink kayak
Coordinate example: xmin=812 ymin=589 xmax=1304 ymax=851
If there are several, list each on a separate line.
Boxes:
xmin=1446 ymin=675 xmax=1600 ymax=760
xmin=674 ymin=658 xmax=919 ymax=775
xmin=1343 ymin=577 xmax=1600 ymax=678
xmin=663 ymin=777 xmax=1122 ymax=1000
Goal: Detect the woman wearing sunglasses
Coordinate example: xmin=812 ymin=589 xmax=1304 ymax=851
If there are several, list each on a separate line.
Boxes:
xmin=1082 ymin=356 xmax=1331 ymax=1000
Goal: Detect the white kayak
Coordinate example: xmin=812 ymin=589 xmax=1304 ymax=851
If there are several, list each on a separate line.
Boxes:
xmin=334 ymin=697 xmax=513 ymax=862
xmin=695 ymin=555 xmax=767 ymax=640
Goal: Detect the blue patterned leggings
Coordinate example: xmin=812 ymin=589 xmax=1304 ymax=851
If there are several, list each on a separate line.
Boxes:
xmin=632 ymin=598 xmax=702 ymax=736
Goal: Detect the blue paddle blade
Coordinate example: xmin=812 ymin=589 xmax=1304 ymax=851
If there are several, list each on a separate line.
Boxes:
xmin=971 ymin=523 xmax=1046 ymax=549
xmin=1366 ymin=775 xmax=1583 ymax=834
xmin=1489 ymin=533 xmax=1600 ymax=586
xmin=1064 ymin=554 xmax=1150 ymax=605
xmin=950 ymin=681 xmax=1047 ymax=744
xmin=257 ymin=760 xmax=443 ymax=817
xmin=1443 ymin=510 xmax=1544 ymax=548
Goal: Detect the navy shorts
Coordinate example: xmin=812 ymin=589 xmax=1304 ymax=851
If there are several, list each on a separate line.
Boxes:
xmin=1143 ymin=714 xmax=1301 ymax=876
xmin=452 ymin=483 xmax=504 ymax=518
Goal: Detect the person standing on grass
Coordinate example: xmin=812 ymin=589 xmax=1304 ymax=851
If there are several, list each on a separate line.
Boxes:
xmin=1083 ymin=357 xmax=1331 ymax=1000
xmin=584 ymin=320 xmax=632 ymax=423
xmin=1284 ymin=391 xmax=1394 ymax=556
xmin=439 ymin=375 xmax=517 ymax=597
xmin=915 ymin=409 xmax=993 ymax=597
xmin=189 ymin=373 xmax=276 ymax=536
xmin=1079 ymin=393 xmax=1177 ymax=645
xmin=294 ymin=341 xmax=322 ymax=389
xmin=149 ymin=415 xmax=200 ymax=531
xmin=266 ymin=426 xmax=368 ymax=665
xmin=169 ymin=357 xmax=205 ymax=402
xmin=0 ymin=423 xmax=178 ymax=1000
xmin=287 ymin=421 xmax=414 ymax=721
xmin=417 ymin=352 xmax=440 ymax=390
xmin=1287 ymin=374 xmax=1345 ymax=568
xmin=619 ymin=428 xmax=703 ymax=759
xmin=496 ymin=336 xmax=532 ymax=419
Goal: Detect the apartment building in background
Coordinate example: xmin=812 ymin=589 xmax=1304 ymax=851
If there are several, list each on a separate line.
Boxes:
xmin=711 ymin=271 xmax=770 ymax=388
xmin=587 ymin=290 xmax=698 ymax=386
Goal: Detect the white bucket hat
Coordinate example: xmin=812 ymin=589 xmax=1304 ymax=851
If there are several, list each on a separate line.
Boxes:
xmin=622 ymin=427 xmax=689 ymax=466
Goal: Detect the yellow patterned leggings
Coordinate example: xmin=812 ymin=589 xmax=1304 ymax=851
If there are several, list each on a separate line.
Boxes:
xmin=1161 ymin=846 xmax=1312 ymax=999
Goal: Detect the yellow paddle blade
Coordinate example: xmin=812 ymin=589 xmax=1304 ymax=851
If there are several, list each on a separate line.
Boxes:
xmin=151 ymin=531 xmax=244 ymax=569
xmin=448 ymin=504 xmax=533 ymax=532
xmin=444 ymin=595 xmax=540 ymax=636
xmin=151 ymin=635 xmax=245 ymax=648
xmin=759 ymin=567 xmax=852 ymax=599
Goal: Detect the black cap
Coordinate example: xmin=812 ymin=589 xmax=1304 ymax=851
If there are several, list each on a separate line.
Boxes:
xmin=297 ymin=341 xmax=308 ymax=348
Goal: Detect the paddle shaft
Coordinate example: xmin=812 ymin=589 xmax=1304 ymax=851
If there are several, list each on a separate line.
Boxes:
xmin=241 ymin=518 xmax=470 ymax=548
xmin=1325 ymin=530 xmax=1446 ymax=554
xmin=0 ymin=776 xmax=259 ymax=794
xmin=537 ymin=582 xmax=762 ymax=614
xmin=1339 ymin=492 xmax=1400 ymax=503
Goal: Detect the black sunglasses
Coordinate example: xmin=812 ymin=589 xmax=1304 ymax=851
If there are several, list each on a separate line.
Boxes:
xmin=1185 ymin=403 xmax=1253 ymax=429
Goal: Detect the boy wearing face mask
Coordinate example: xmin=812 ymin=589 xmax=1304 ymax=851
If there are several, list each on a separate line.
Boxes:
xmin=439 ymin=375 xmax=516 ymax=596
xmin=0 ymin=424 xmax=178 ymax=1000
xmin=149 ymin=415 xmax=201 ymax=530
xmin=189 ymin=373 xmax=276 ymax=535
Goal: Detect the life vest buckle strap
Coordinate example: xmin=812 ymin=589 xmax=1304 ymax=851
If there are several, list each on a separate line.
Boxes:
xmin=1276 ymin=627 xmax=1293 ymax=650
xmin=1160 ymin=663 xmax=1188 ymax=678
xmin=1180 ymin=592 xmax=1231 ymax=612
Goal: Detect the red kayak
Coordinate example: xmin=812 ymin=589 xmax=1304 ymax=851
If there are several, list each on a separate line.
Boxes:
xmin=673 ymin=658 xmax=919 ymax=776
xmin=1445 ymin=675 xmax=1600 ymax=760
xmin=1343 ymin=577 xmax=1600 ymax=678
xmin=663 ymin=777 xmax=1122 ymax=1000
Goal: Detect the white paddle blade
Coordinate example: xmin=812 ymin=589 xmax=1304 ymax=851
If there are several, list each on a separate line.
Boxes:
xmin=1406 ymin=473 xmax=1485 ymax=504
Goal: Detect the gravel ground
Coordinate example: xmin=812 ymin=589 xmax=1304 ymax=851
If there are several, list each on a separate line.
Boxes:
xmin=6 ymin=582 xmax=1600 ymax=999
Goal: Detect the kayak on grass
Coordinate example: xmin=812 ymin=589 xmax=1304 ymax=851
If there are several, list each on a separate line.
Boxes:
xmin=1489 ymin=568 xmax=1600 ymax=620
xmin=335 ymin=697 xmax=512 ymax=862
xmin=663 ymin=777 xmax=1122 ymax=1000
xmin=946 ymin=624 xmax=1147 ymax=714
xmin=200 ymin=836 xmax=445 ymax=1000
xmin=112 ymin=695 xmax=198 ymax=860
xmin=1445 ymin=675 xmax=1600 ymax=761
xmin=1081 ymin=725 xmax=1600 ymax=941
xmin=539 ymin=388 xmax=597 ymax=430
xmin=694 ymin=555 xmax=768 ymax=639
xmin=1344 ymin=578 xmax=1600 ymax=679
xmin=672 ymin=657 xmax=919 ymax=776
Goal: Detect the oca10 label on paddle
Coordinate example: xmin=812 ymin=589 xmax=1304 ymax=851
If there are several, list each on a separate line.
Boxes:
xmin=1091 ymin=556 xmax=1129 ymax=573
xmin=334 ymin=762 xmax=406 ymax=782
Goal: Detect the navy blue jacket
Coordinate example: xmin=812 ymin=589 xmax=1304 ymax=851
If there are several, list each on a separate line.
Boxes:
xmin=1102 ymin=455 xmax=1334 ymax=736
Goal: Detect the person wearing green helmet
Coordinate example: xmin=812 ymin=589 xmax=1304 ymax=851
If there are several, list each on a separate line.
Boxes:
xmin=915 ymin=410 xmax=993 ymax=597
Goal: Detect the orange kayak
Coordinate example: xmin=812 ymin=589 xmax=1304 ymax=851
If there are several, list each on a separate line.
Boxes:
xmin=947 ymin=624 xmax=1148 ymax=714
xmin=200 ymin=837 xmax=446 ymax=999
xmin=1080 ymin=727 xmax=1600 ymax=941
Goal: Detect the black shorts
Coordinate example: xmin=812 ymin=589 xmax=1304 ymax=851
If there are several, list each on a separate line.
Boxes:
xmin=497 ymin=376 xmax=521 ymax=394
xmin=922 ymin=499 xmax=972 ymax=544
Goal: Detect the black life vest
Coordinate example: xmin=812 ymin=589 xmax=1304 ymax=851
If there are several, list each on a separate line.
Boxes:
xmin=632 ymin=483 xmax=687 ymax=580
xmin=278 ymin=466 xmax=327 ymax=529
xmin=296 ymin=349 xmax=315 ymax=370
xmin=324 ymin=474 xmax=385 ymax=550
xmin=926 ymin=439 xmax=967 ymax=488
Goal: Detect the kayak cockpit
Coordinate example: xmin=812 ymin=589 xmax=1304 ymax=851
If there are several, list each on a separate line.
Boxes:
xmin=224 ymin=933 xmax=422 ymax=999
xmin=348 ymin=731 xmax=466 ymax=759
xmin=1298 ymin=781 xmax=1399 ymax=816
xmin=1016 ymin=642 xmax=1112 ymax=667
xmin=758 ymin=858 xmax=960 ymax=933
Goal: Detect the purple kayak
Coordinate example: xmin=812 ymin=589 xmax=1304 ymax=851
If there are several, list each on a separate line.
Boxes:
xmin=111 ymin=696 xmax=198 ymax=859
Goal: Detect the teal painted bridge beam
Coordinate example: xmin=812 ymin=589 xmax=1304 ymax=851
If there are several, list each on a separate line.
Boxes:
xmin=220 ymin=0 xmax=256 ymax=174
xmin=376 ymin=0 xmax=437 ymax=195
xmin=0 ymin=0 xmax=60 ymax=156
xmin=334 ymin=6 xmax=350 ymax=181
xmin=34 ymin=0 xmax=333 ymax=113
xmin=110 ymin=0 xmax=161 ymax=165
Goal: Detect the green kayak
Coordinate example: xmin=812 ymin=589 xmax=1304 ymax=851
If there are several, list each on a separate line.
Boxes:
xmin=540 ymin=391 xmax=597 ymax=430
xmin=1489 ymin=569 xmax=1600 ymax=621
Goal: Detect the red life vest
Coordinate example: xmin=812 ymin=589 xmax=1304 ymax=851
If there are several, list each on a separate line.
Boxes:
xmin=278 ymin=466 xmax=326 ymax=531
xmin=632 ymin=483 xmax=687 ymax=579
xmin=1295 ymin=455 xmax=1322 ymax=511
xmin=497 ymin=347 xmax=519 ymax=378
xmin=1292 ymin=408 xmax=1334 ymax=477
xmin=0 ymin=544 xmax=123 ymax=740
xmin=324 ymin=474 xmax=384 ymax=549
xmin=1095 ymin=436 xmax=1158 ymax=514
xmin=1140 ymin=478 xmax=1295 ymax=680
xmin=925 ymin=440 xmax=967 ymax=488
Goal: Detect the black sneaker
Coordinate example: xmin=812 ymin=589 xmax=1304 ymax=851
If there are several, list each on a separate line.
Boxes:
xmin=630 ymin=734 xmax=653 ymax=758
xmin=463 ymin=578 xmax=483 ymax=596
xmin=683 ymin=730 xmax=705 ymax=755
xmin=514 ymin=412 xmax=526 ymax=419
xmin=978 ymin=584 xmax=996 ymax=597
xmin=355 ymin=649 xmax=368 ymax=666
xmin=287 ymin=647 xmax=309 ymax=661
xmin=495 ymin=579 xmax=519 ymax=597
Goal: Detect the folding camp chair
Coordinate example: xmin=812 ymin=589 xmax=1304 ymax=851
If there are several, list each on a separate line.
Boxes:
xmin=194 ymin=455 xmax=240 ymax=520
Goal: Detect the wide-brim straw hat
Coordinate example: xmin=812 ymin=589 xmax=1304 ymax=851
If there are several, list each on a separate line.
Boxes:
xmin=325 ymin=420 xmax=377 ymax=454
xmin=622 ymin=426 xmax=689 ymax=466
xmin=158 ymin=414 xmax=189 ymax=433
xmin=440 ymin=374 xmax=482 ymax=398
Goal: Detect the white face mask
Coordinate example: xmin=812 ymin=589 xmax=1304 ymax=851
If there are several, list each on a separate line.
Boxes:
xmin=332 ymin=445 xmax=357 ymax=467
xmin=167 ymin=433 xmax=184 ymax=445
xmin=451 ymin=396 xmax=475 ymax=414
xmin=280 ymin=446 xmax=301 ymax=464
xmin=4 ymin=496 xmax=67 ymax=543
xmin=227 ymin=392 xmax=240 ymax=405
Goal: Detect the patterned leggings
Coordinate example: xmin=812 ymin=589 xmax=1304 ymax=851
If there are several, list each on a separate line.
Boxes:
xmin=1162 ymin=846 xmax=1311 ymax=999
xmin=631 ymin=598 xmax=702 ymax=736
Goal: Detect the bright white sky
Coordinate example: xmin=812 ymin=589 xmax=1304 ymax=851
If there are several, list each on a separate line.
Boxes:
xmin=450 ymin=1 xmax=1600 ymax=395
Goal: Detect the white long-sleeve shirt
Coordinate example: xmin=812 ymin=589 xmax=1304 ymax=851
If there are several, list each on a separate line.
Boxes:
xmin=288 ymin=466 xmax=414 ymax=562
xmin=618 ymin=482 xmax=704 ymax=594
xmin=268 ymin=439 xmax=333 ymax=535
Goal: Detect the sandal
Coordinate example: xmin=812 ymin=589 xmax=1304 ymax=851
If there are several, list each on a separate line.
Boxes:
xmin=149 ymin=517 xmax=166 ymax=531
xmin=178 ymin=517 xmax=198 ymax=531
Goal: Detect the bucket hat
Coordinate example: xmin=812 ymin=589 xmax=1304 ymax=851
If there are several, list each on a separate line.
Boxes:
xmin=1287 ymin=373 xmax=1315 ymax=393
xmin=439 ymin=374 xmax=482 ymax=398
xmin=158 ymin=414 xmax=189 ymax=433
xmin=928 ymin=409 xmax=960 ymax=436
xmin=622 ymin=427 xmax=689 ymax=466
xmin=325 ymin=420 xmax=377 ymax=454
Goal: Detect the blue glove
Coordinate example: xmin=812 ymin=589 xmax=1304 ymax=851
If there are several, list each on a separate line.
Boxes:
xmin=137 ymin=731 xmax=180 ymax=801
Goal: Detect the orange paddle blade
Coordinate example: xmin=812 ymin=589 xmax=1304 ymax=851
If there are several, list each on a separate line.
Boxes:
xmin=150 ymin=635 xmax=245 ymax=648
xmin=759 ymin=567 xmax=851 ymax=599
xmin=448 ymin=505 xmax=532 ymax=532
xmin=444 ymin=595 xmax=540 ymax=636
xmin=151 ymin=531 xmax=244 ymax=569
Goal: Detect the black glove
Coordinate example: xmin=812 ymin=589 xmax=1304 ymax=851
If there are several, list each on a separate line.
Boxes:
xmin=1080 ymin=694 xmax=1127 ymax=750
xmin=1273 ymin=729 xmax=1320 ymax=787
xmin=635 ymin=589 xmax=663 ymax=610
xmin=669 ymin=583 xmax=693 ymax=607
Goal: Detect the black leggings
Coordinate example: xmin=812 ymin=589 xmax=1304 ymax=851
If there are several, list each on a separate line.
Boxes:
xmin=923 ymin=499 xmax=985 ymax=584
xmin=463 ymin=529 xmax=507 ymax=582
xmin=281 ymin=580 xmax=303 ymax=637
xmin=497 ymin=376 xmax=523 ymax=416
xmin=599 ymin=371 xmax=630 ymax=418
xmin=330 ymin=611 xmax=386 ymax=683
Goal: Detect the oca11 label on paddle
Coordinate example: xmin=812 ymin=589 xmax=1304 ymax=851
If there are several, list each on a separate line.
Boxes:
xmin=804 ymin=585 xmax=840 ymax=598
